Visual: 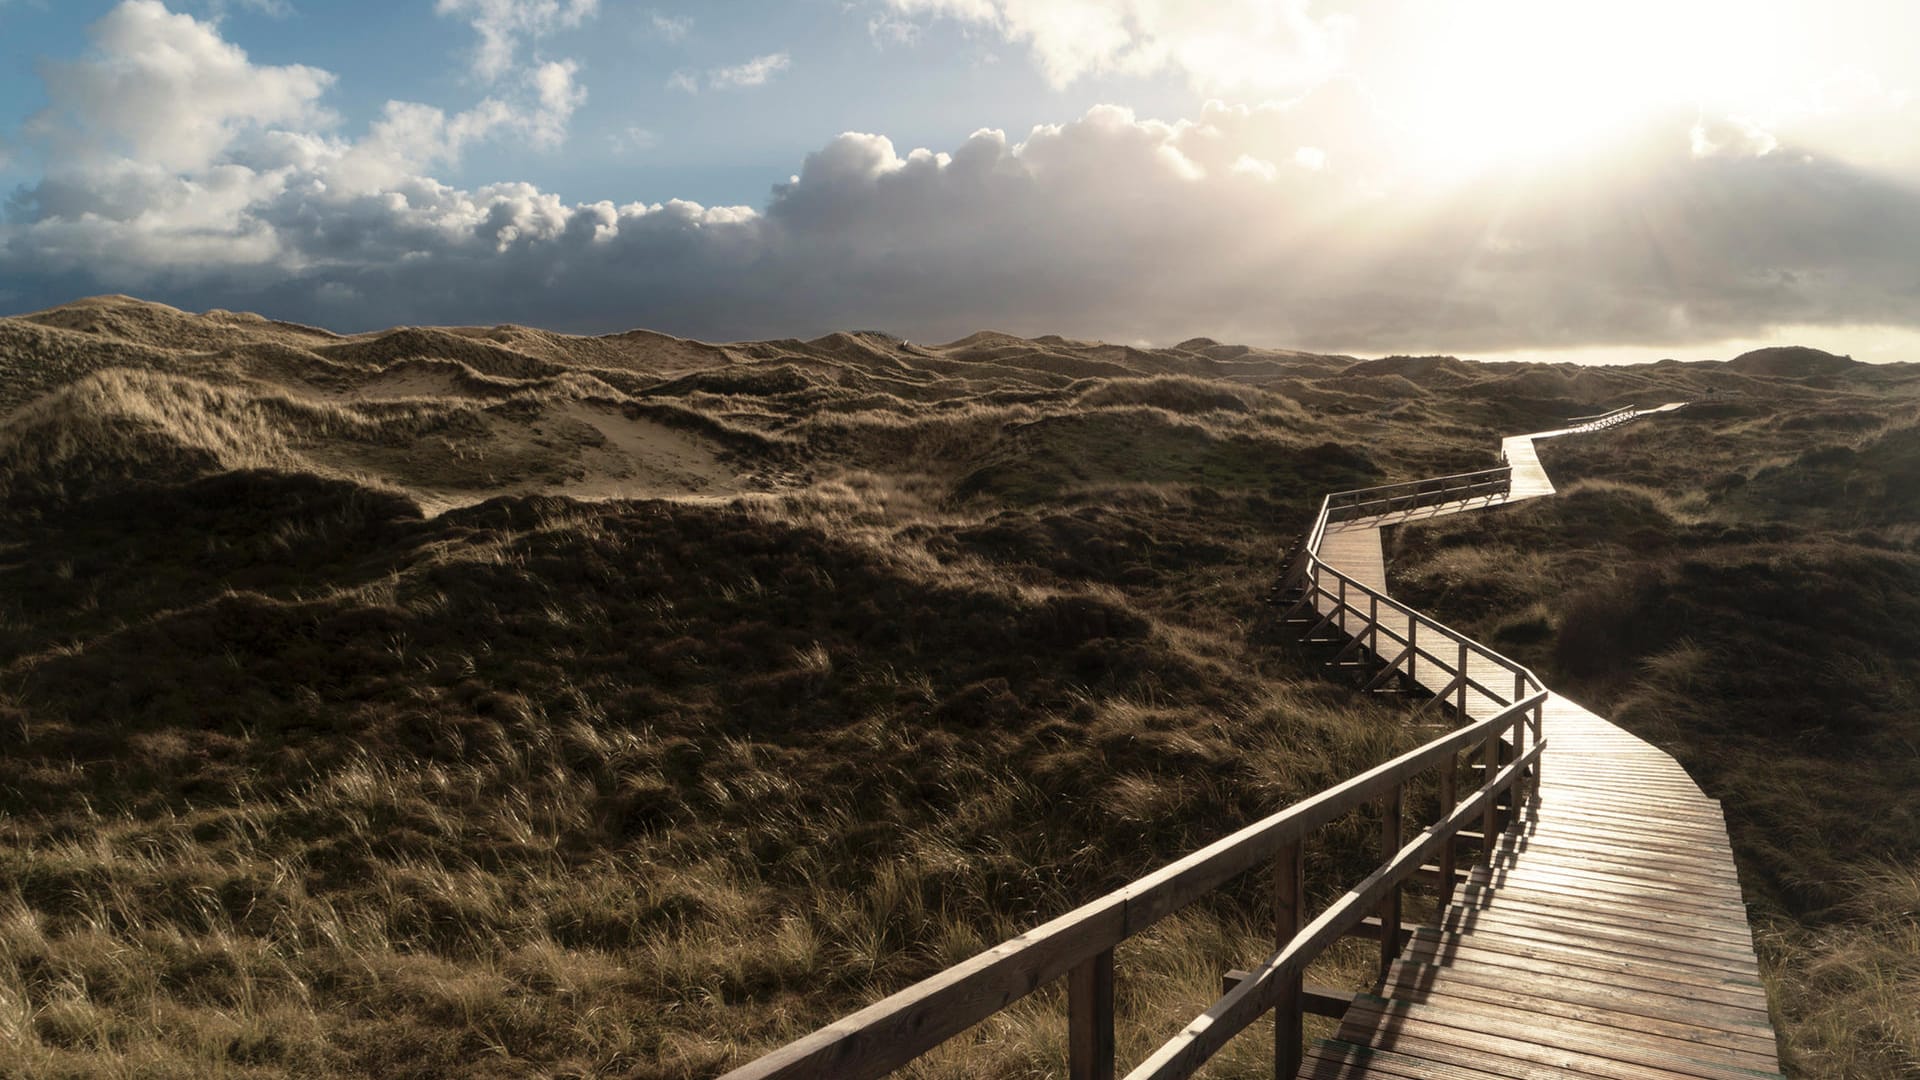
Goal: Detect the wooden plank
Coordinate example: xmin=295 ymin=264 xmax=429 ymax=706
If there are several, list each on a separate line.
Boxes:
xmin=1506 ymin=813 xmax=1736 ymax=852
xmin=1441 ymin=893 xmax=1762 ymax=954
xmin=1401 ymin=932 xmax=1768 ymax=1002
xmin=1485 ymin=841 xmax=1746 ymax=884
xmin=1469 ymin=869 xmax=1753 ymax=916
xmin=1488 ymin=833 xmax=1742 ymax=876
xmin=1448 ymin=882 xmax=1756 ymax=938
xmin=1303 ymin=1040 xmax=1542 ymax=1080
xmin=1336 ymin=998 xmax=1776 ymax=1080
xmin=1465 ymin=865 xmax=1752 ymax=912
xmin=1396 ymin=938 xmax=1771 ymax=1013
xmin=1482 ymin=847 xmax=1745 ymax=891
xmin=1406 ymin=925 xmax=1762 ymax=983
xmin=1431 ymin=908 xmax=1764 ymax=969
xmin=1487 ymin=829 xmax=1741 ymax=868
xmin=1381 ymin=962 xmax=1781 ymax=1050
xmin=1370 ymin=983 xmax=1781 ymax=1068
xmin=1342 ymin=992 xmax=1779 ymax=1074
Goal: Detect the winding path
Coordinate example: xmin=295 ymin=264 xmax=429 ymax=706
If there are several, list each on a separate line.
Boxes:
xmin=718 ymin=403 xmax=1782 ymax=1080
xmin=1299 ymin=405 xmax=1782 ymax=1080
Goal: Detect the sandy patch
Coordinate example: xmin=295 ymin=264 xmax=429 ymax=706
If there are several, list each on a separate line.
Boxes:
xmin=553 ymin=403 xmax=745 ymax=503
xmin=352 ymin=368 xmax=470 ymax=401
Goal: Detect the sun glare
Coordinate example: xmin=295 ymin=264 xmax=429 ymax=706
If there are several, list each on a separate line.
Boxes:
xmin=1374 ymin=0 xmax=1784 ymax=178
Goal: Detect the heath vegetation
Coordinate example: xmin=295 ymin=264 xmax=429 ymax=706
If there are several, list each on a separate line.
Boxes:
xmin=1 ymin=297 xmax=1915 ymax=1077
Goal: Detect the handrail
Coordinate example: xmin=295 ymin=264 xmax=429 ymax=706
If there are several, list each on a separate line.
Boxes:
xmin=1296 ymin=473 xmax=1544 ymax=717
xmin=1127 ymin=741 xmax=1543 ymax=1080
xmin=1564 ymin=404 xmax=1637 ymax=424
xmin=721 ymin=688 xmax=1545 ymax=1080
xmin=1322 ymin=466 xmax=1510 ymax=525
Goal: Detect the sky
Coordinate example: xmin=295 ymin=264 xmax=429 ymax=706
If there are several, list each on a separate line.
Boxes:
xmin=1 ymin=0 xmax=1918 ymax=361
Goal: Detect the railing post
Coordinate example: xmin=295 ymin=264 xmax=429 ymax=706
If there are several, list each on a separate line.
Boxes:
xmin=1274 ymin=841 xmax=1304 ymax=1080
xmin=1379 ymin=783 xmax=1403 ymax=983
xmin=1456 ymin=640 xmax=1469 ymax=716
xmin=1500 ymin=737 xmax=1514 ymax=832
xmin=1336 ymin=575 xmax=1347 ymax=634
xmin=1368 ymin=594 xmax=1379 ymax=661
xmin=1069 ymin=948 xmax=1115 ymax=1080
xmin=1511 ymin=708 xmax=1528 ymax=816
xmin=1438 ymin=751 xmax=1458 ymax=906
xmin=1481 ymin=730 xmax=1500 ymax=857
xmin=1532 ymin=693 xmax=1545 ymax=805
xmin=1408 ymin=618 xmax=1418 ymax=684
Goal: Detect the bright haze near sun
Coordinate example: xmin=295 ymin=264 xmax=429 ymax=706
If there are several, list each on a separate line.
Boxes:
xmin=1 ymin=0 xmax=1916 ymax=362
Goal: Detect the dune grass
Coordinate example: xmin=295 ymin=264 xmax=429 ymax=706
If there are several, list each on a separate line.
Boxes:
xmin=3 ymin=296 xmax=1918 ymax=1076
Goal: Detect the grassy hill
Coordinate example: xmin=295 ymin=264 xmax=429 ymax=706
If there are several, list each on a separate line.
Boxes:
xmin=0 ymin=296 xmax=1914 ymax=1077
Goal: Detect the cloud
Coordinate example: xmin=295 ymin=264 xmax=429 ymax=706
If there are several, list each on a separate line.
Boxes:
xmin=434 ymin=0 xmax=599 ymax=81
xmin=647 ymin=11 xmax=690 ymax=41
xmin=607 ymin=126 xmax=659 ymax=154
xmin=7 ymin=5 xmax=1920 ymax=357
xmin=880 ymin=0 xmax=1346 ymax=93
xmin=26 ymin=0 xmax=334 ymax=174
xmin=668 ymin=53 xmax=792 ymax=94
xmin=868 ymin=13 xmax=920 ymax=45
xmin=1691 ymin=115 xmax=1779 ymax=159
xmin=203 ymin=0 xmax=294 ymax=17
xmin=526 ymin=59 xmax=586 ymax=148
xmin=708 ymin=53 xmax=790 ymax=90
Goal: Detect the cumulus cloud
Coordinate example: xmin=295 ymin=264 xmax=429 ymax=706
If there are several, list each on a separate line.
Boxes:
xmin=434 ymin=0 xmax=598 ymax=81
xmin=27 ymin=0 xmax=333 ymax=174
xmin=881 ymin=0 xmax=1347 ymax=93
xmin=6 ymin=3 xmax=1920 ymax=356
xmin=526 ymin=59 xmax=586 ymax=148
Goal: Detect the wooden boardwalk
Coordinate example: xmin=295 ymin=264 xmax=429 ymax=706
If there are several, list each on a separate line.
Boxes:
xmin=1302 ymin=405 xmax=1782 ymax=1080
xmin=720 ymin=402 xmax=1779 ymax=1080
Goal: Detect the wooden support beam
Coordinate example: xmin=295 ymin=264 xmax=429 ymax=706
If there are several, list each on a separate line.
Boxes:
xmin=1379 ymin=784 xmax=1404 ymax=983
xmin=1273 ymin=841 xmax=1304 ymax=1080
xmin=1438 ymin=749 xmax=1459 ymax=907
xmin=1481 ymin=729 xmax=1500 ymax=855
xmin=1068 ymin=948 xmax=1114 ymax=1080
xmin=1361 ymin=644 xmax=1414 ymax=691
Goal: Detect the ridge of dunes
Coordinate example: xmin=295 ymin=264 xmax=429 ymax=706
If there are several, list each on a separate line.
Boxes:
xmin=0 ymin=295 xmax=1916 ymax=1077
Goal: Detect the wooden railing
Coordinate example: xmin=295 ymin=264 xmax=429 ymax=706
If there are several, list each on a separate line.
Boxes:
xmin=722 ymin=467 xmax=1557 ymax=1080
xmin=1321 ymin=466 xmax=1511 ymax=525
xmin=720 ymin=693 xmax=1542 ymax=1080
xmin=1293 ymin=472 xmax=1545 ymax=719
xmin=1564 ymin=405 xmax=1638 ymax=426
xmin=1292 ymin=557 xmax=1534 ymax=717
